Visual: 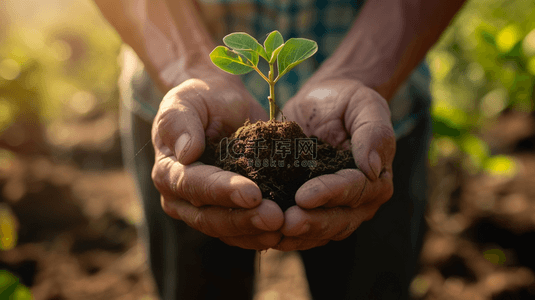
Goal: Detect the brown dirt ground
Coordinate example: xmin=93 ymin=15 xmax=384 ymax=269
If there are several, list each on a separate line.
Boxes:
xmin=1 ymin=109 xmax=535 ymax=300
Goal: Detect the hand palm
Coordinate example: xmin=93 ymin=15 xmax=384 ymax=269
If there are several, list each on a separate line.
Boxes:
xmin=277 ymin=78 xmax=396 ymax=251
xmin=152 ymin=75 xmax=284 ymax=250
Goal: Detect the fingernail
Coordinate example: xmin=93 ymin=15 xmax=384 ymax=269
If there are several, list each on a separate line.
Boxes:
xmin=251 ymin=215 xmax=271 ymax=231
xmin=175 ymin=133 xmax=191 ymax=162
xmin=369 ymin=150 xmax=382 ymax=180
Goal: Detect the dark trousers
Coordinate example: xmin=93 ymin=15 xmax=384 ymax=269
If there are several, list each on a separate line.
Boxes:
xmin=120 ymin=95 xmax=431 ymax=300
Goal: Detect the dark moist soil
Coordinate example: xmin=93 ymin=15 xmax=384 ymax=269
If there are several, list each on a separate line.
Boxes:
xmin=199 ymin=120 xmax=356 ymax=211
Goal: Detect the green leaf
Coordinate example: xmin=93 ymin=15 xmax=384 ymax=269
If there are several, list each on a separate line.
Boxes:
xmin=277 ymin=38 xmax=317 ymax=79
xmin=12 ymin=284 xmax=34 ymax=300
xmin=209 ymin=46 xmax=255 ymax=75
xmin=264 ymin=31 xmax=284 ymax=62
xmin=234 ymin=49 xmax=259 ymax=66
xmin=223 ymin=32 xmax=268 ymax=63
xmin=269 ymin=44 xmax=285 ymax=64
xmin=432 ymin=118 xmax=464 ymax=137
xmin=0 ymin=270 xmax=19 ymax=297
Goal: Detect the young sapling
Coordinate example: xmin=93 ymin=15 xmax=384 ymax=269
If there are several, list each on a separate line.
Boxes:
xmin=202 ymin=31 xmax=354 ymax=211
xmin=209 ymin=30 xmax=317 ymax=120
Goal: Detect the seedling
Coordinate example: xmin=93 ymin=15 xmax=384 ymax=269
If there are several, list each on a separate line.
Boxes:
xmin=209 ymin=31 xmax=318 ymax=120
xmin=205 ymin=31 xmax=347 ymax=212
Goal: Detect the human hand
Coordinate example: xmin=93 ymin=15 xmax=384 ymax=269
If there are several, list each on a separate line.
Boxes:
xmin=151 ymin=68 xmax=284 ymax=250
xmin=276 ymin=78 xmax=396 ymax=251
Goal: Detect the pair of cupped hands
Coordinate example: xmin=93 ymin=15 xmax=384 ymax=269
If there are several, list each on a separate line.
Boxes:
xmin=152 ymin=63 xmax=396 ymax=251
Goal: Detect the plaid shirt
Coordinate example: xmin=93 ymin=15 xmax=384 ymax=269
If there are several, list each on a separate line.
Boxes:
xmin=121 ymin=0 xmax=431 ymax=140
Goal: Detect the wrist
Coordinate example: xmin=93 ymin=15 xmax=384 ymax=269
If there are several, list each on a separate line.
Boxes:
xmin=315 ymin=59 xmax=402 ymax=100
xmin=312 ymin=0 xmax=465 ymax=101
xmin=309 ymin=38 xmax=411 ymax=102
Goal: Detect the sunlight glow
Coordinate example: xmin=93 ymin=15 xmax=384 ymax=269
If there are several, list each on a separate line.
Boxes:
xmin=70 ymin=91 xmax=96 ymax=115
xmin=522 ymin=28 xmax=535 ymax=57
xmin=432 ymin=99 xmax=469 ymax=128
xmin=496 ymin=24 xmax=522 ymax=53
xmin=0 ymin=59 xmax=21 ymax=81
xmin=467 ymin=62 xmax=485 ymax=84
xmin=461 ymin=135 xmax=489 ymax=170
xmin=429 ymin=52 xmax=456 ymax=81
xmin=51 ymin=39 xmax=73 ymax=61
xmin=484 ymin=155 xmax=518 ymax=178
xmin=436 ymin=137 xmax=458 ymax=157
xmin=308 ymin=88 xmax=334 ymax=101
xmin=480 ymin=88 xmax=507 ymax=118
xmin=0 ymin=204 xmax=17 ymax=250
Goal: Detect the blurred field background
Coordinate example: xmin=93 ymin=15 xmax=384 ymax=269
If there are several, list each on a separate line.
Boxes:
xmin=1 ymin=0 xmax=535 ymax=299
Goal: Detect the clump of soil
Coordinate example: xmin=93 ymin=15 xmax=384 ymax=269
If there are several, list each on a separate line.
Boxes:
xmin=200 ymin=120 xmax=356 ymax=211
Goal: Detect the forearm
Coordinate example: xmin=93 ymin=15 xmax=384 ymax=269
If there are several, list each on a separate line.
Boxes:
xmin=93 ymin=0 xmax=216 ymax=93
xmin=314 ymin=0 xmax=466 ymax=101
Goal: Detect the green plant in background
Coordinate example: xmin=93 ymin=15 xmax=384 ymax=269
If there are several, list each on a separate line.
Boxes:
xmin=209 ymin=30 xmax=317 ymax=120
xmin=483 ymin=248 xmax=507 ymax=265
xmin=427 ymin=0 xmax=535 ymax=175
xmin=0 ymin=270 xmax=34 ymax=300
xmin=1 ymin=154 xmax=31 ymax=300
xmin=0 ymin=203 xmax=17 ymax=250
xmin=0 ymin=7 xmax=121 ymax=298
xmin=0 ymin=15 xmax=122 ymax=136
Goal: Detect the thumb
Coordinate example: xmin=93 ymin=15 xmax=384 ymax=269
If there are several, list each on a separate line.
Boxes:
xmin=345 ymin=87 xmax=395 ymax=181
xmin=155 ymin=84 xmax=207 ymax=165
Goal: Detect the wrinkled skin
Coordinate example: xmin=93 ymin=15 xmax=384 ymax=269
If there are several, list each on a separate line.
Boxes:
xmin=151 ymin=68 xmax=285 ymax=250
xmin=277 ymin=77 xmax=396 ymax=251
xmin=151 ymin=64 xmax=395 ymax=251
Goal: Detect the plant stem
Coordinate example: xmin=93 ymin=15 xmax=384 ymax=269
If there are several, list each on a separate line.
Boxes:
xmin=268 ymin=63 xmax=276 ymax=121
xmin=252 ymin=65 xmax=269 ymax=83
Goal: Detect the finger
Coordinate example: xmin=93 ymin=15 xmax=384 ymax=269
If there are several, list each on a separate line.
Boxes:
xmin=152 ymin=153 xmax=262 ymax=208
xmin=291 ymin=170 xmax=392 ymax=239
xmin=344 ymin=86 xmax=396 ymax=181
xmin=274 ymin=237 xmax=329 ymax=251
xmin=281 ymin=204 xmax=376 ymax=241
xmin=220 ymin=232 xmax=283 ymax=250
xmin=295 ymin=169 xmax=366 ymax=209
xmin=155 ymin=80 xmax=210 ymax=165
xmin=161 ymin=197 xmax=284 ymax=237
